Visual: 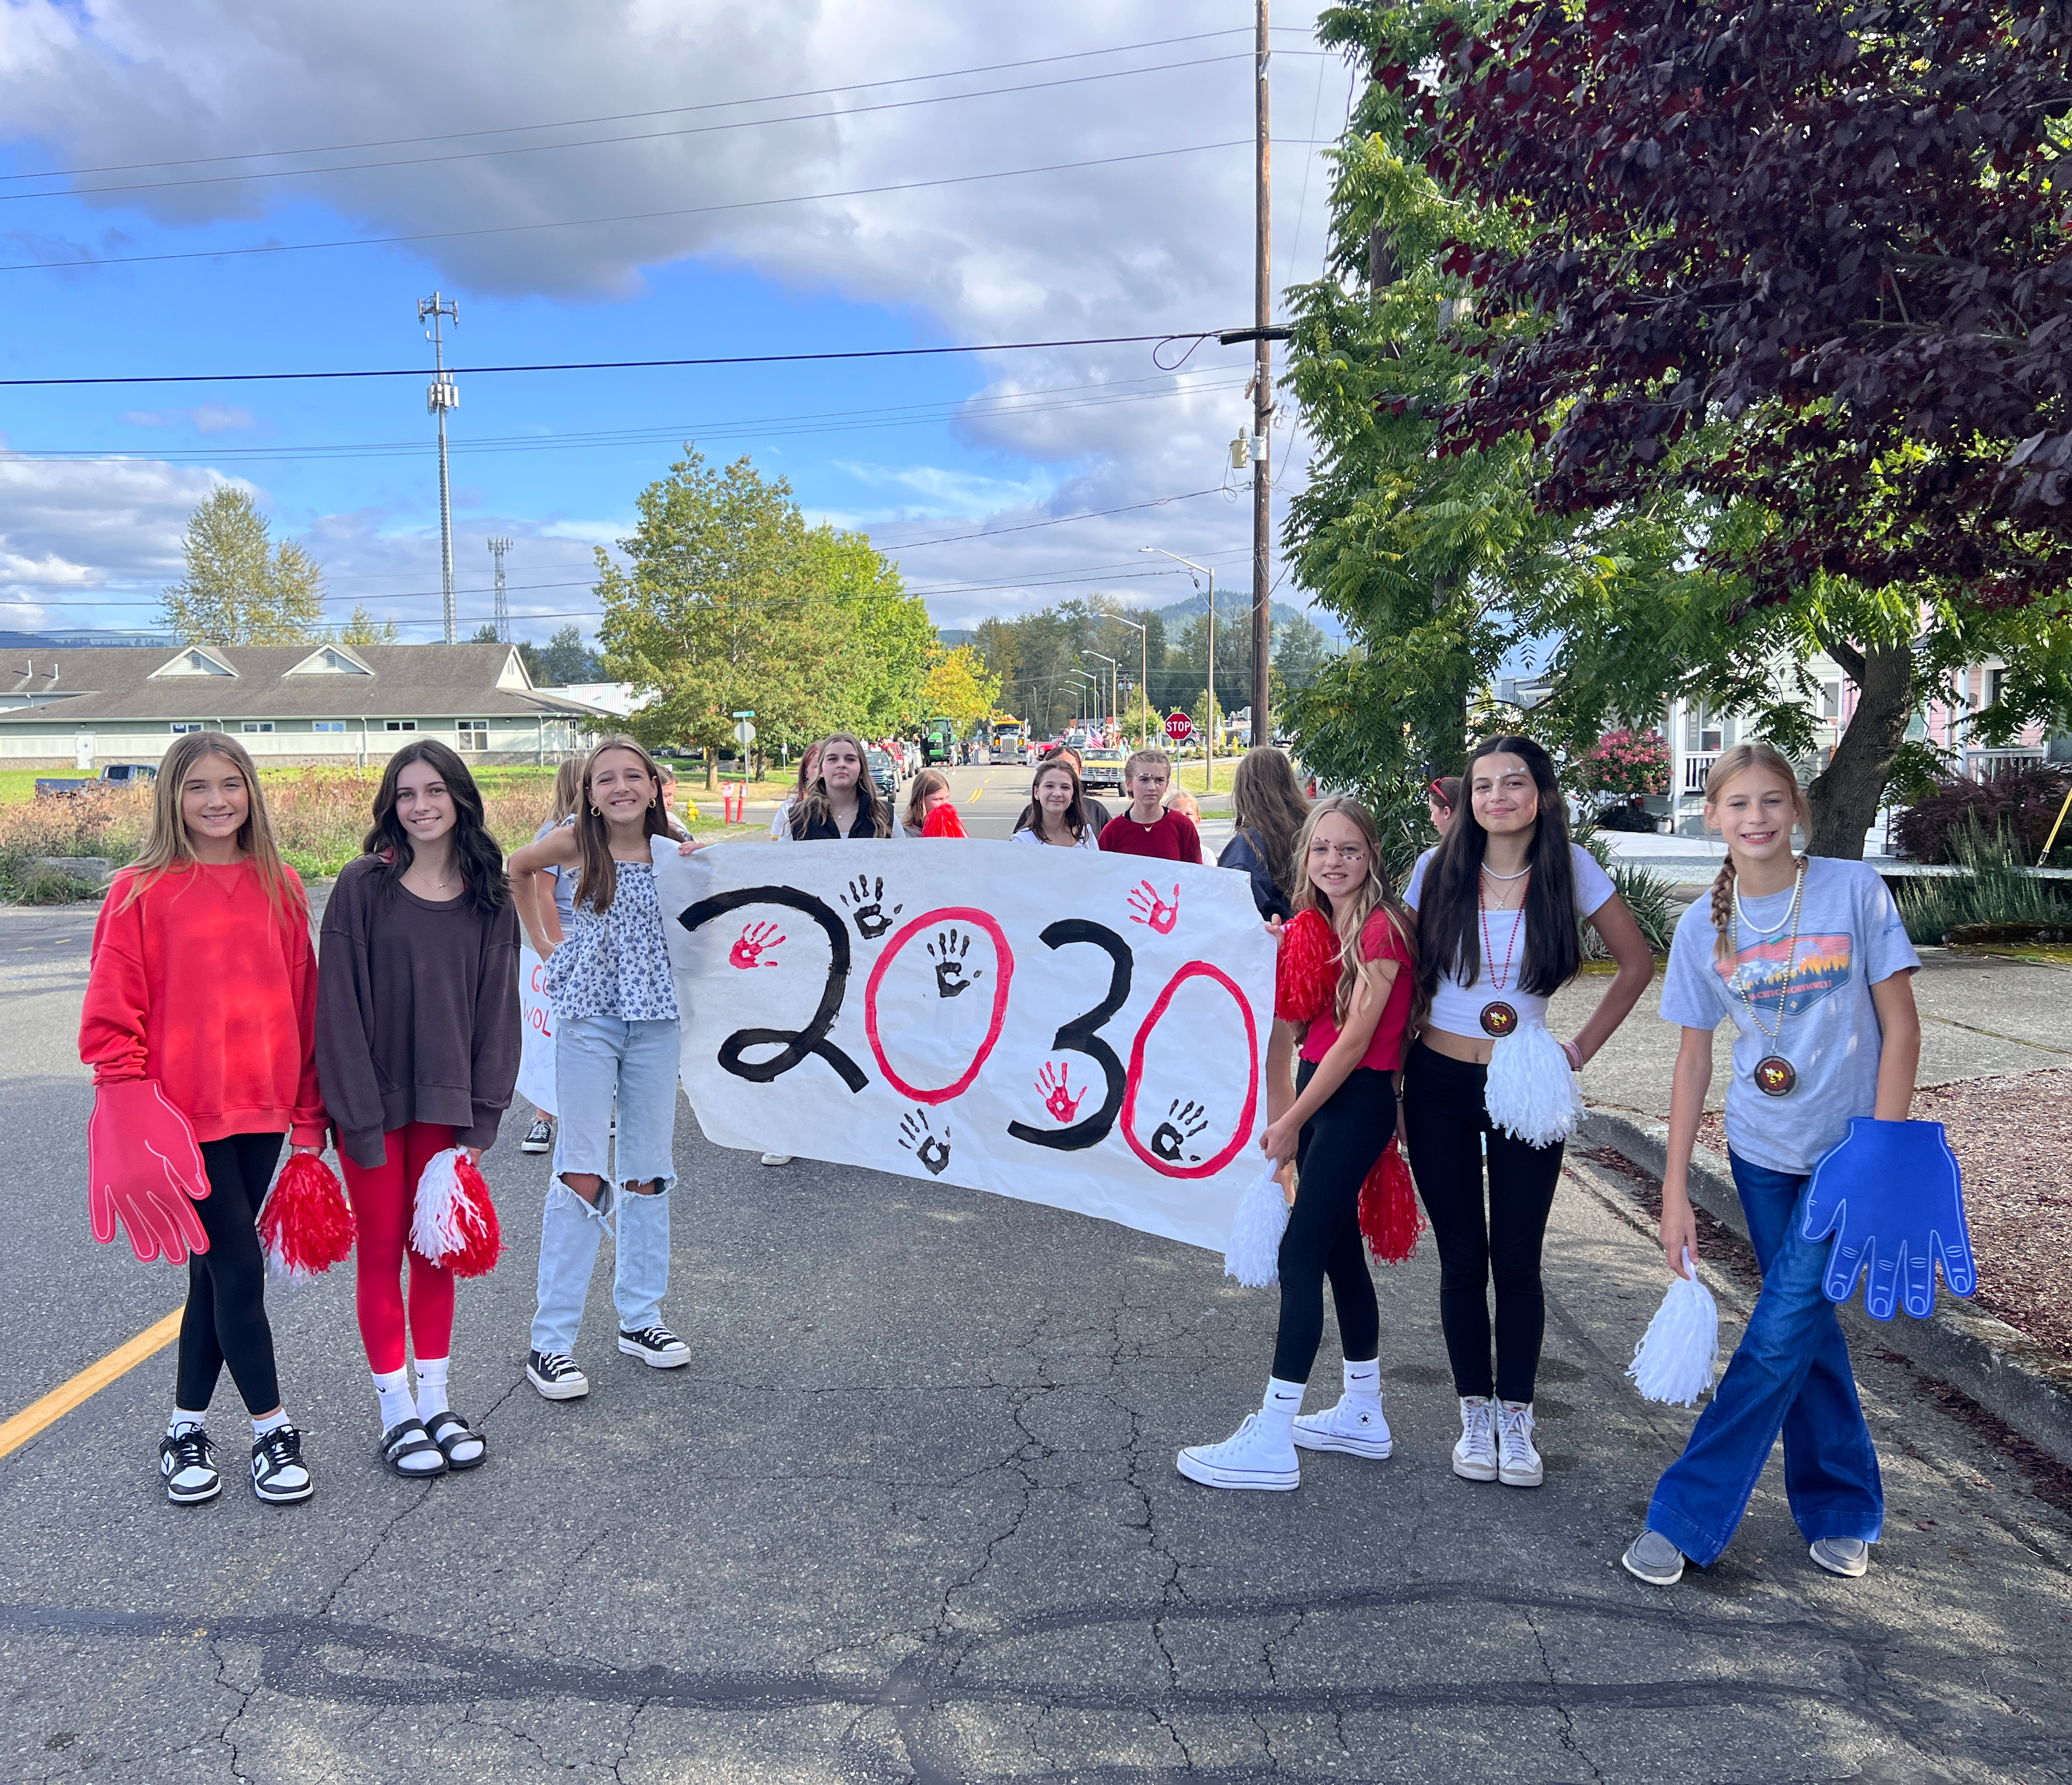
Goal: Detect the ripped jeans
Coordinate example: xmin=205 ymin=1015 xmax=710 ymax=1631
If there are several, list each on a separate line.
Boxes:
xmin=530 ymin=1013 xmax=682 ymax=1355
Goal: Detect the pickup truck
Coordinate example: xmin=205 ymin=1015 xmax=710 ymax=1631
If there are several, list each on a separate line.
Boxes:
xmin=35 ymin=762 xmax=159 ymax=798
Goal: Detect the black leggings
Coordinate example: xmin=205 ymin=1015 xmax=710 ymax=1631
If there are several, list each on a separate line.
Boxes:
xmin=176 ymin=1133 xmax=284 ymax=1416
xmin=1401 ymin=1043 xmax=1563 ymax=1404
xmin=1271 ymin=1065 xmax=1397 ymax=1383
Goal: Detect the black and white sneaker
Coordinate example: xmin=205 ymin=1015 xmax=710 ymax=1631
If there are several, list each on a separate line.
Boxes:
xmin=250 ymin=1425 xmax=315 ymax=1503
xmin=527 ymin=1349 xmax=590 ymax=1400
xmin=520 ymin=1117 xmax=554 ymax=1155
xmin=160 ymin=1428 xmax=221 ymax=1505
xmin=618 ymin=1325 xmax=691 ymax=1369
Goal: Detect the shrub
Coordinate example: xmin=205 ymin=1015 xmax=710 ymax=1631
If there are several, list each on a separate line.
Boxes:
xmin=1573 ymin=727 xmax=1670 ymax=801
xmin=1893 ymin=766 xmax=2071 ymax=864
xmin=1895 ymin=820 xmax=2072 ymax=944
xmin=1593 ymin=802 xmax=1658 ymax=832
xmin=1581 ymin=861 xmax=1676 ymax=958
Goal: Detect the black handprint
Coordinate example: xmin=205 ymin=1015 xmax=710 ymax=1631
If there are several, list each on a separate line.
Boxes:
xmin=898 ymin=1108 xmax=953 ymax=1176
xmin=926 ymin=926 xmax=983 ymax=998
xmin=839 ymin=873 xmax=903 ymax=941
xmin=1150 ymin=1098 xmax=1210 ymax=1165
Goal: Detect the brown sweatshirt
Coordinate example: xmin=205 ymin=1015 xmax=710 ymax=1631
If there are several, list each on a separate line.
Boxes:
xmin=316 ymin=853 xmax=521 ymax=1168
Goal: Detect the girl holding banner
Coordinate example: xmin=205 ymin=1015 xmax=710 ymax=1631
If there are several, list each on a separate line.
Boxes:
xmin=79 ymin=733 xmax=326 ymax=1506
xmin=317 ymin=741 xmax=519 ymax=1478
xmin=509 ymin=735 xmax=704 ymax=1402
xmin=1177 ymin=797 xmax=1417 ymax=1491
xmin=1402 ymin=737 xmax=1652 ymax=1490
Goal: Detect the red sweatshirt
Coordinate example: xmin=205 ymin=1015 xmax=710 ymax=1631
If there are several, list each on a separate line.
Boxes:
xmin=79 ymin=861 xmax=326 ymax=1146
xmin=1098 ymin=806 xmax=1203 ymax=864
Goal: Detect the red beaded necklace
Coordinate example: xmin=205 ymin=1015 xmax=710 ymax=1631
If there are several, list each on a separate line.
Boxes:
xmin=1478 ymin=865 xmax=1530 ymax=992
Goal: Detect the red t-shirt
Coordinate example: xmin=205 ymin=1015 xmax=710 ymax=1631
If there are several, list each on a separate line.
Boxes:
xmin=1098 ymin=808 xmax=1202 ymax=864
xmin=1299 ymin=908 xmax=1414 ymax=1073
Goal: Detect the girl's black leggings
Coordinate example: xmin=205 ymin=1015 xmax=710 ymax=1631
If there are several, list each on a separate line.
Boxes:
xmin=1272 ymin=1065 xmax=1397 ymax=1384
xmin=177 ymin=1132 xmax=284 ymax=1416
xmin=1401 ymin=1043 xmax=1564 ymax=1404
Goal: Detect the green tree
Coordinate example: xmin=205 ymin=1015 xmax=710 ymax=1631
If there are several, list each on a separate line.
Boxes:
xmin=159 ymin=487 xmax=326 ymax=645
xmin=919 ymin=645 xmax=1001 ymax=733
xmin=341 ymin=607 xmax=400 ymax=645
xmin=808 ymin=526 xmax=934 ymax=740
xmin=531 ymin=624 xmax=604 ymax=686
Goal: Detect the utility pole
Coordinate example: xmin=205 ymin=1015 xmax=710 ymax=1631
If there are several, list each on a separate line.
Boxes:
xmin=487 ymin=537 xmax=511 ymax=643
xmin=1251 ymin=0 xmax=1273 ymax=752
xmin=419 ymin=292 xmax=460 ymax=645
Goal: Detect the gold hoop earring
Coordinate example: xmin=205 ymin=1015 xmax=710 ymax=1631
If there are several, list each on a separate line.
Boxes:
xmin=591 ymin=804 xmax=602 ymax=816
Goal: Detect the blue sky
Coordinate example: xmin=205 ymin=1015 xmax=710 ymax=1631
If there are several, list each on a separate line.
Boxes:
xmin=0 ymin=2 xmax=1346 ymax=645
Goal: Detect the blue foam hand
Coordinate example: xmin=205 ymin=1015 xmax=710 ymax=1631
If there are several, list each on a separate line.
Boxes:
xmin=1801 ymin=1117 xmax=1977 ymax=1320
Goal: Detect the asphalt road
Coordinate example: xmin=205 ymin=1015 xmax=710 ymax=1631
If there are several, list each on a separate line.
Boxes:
xmin=2 ymin=814 xmax=2068 ymax=1784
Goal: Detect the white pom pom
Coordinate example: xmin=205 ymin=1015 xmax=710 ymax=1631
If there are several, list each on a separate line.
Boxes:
xmin=410 ymin=1148 xmax=469 ymax=1263
xmin=1223 ymin=1165 xmax=1291 ymax=1289
xmin=1483 ymin=1021 xmax=1587 ymax=1146
xmin=1626 ymin=1255 xmax=1720 ymax=1407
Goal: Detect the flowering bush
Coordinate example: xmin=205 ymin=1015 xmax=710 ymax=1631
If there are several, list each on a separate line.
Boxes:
xmin=1573 ymin=728 xmax=1670 ymax=801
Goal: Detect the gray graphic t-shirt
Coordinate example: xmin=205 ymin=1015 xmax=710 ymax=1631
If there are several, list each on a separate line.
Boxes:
xmin=1659 ymin=856 xmax=1918 ymax=1176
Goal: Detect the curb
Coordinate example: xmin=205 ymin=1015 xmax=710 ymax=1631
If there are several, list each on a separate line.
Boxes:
xmin=1580 ymin=1107 xmax=2072 ymax=1470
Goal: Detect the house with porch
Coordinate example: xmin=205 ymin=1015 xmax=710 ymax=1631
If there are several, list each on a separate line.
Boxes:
xmin=0 ymin=641 xmax=608 ymax=770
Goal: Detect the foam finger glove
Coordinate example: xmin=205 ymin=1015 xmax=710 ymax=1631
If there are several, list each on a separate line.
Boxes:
xmin=1801 ymin=1117 xmax=1976 ymax=1320
xmin=1223 ymin=1164 xmax=1290 ymax=1288
xmin=86 ymin=1080 xmax=211 ymax=1265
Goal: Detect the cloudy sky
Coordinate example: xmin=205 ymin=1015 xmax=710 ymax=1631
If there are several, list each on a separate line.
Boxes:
xmin=0 ymin=2 xmax=1353 ymax=644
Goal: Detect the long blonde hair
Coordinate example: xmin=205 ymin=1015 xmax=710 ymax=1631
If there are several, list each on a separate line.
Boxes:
xmin=1704 ymin=742 xmax=1813 ymax=962
xmin=122 ymin=733 xmax=298 ymax=920
xmin=548 ymin=756 xmax=584 ymax=825
xmin=1291 ymin=796 xmax=1416 ymax=1029
xmin=572 ymin=734 xmax=672 ymax=914
xmin=792 ymin=730 xmax=892 ymax=838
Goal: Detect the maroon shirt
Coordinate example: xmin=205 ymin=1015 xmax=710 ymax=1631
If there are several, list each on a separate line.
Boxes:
xmin=1098 ymin=808 xmax=1202 ymax=864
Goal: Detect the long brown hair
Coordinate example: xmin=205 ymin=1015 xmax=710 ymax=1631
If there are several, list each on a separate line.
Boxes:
xmin=1016 ymin=758 xmax=1091 ymax=843
xmin=792 ymin=730 xmax=892 ymax=838
xmin=1232 ymin=747 xmax=1308 ymax=894
xmin=1703 ymin=742 xmax=1812 ymax=962
xmin=572 ymin=733 xmax=672 ymax=913
xmin=904 ymin=767 xmax=950 ymax=832
xmin=548 ymin=756 xmax=584 ymax=825
xmin=1414 ymin=734 xmax=1581 ymax=1008
xmin=121 ymin=732 xmax=298 ymax=920
xmin=1291 ymin=796 xmax=1415 ymax=1029
xmin=364 ymin=738 xmax=509 ymax=914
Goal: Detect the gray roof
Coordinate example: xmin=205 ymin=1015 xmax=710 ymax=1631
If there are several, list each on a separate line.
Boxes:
xmin=0 ymin=643 xmax=610 ymax=724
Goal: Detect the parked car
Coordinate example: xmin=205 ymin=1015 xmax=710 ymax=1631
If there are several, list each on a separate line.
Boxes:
xmin=1079 ymin=748 xmax=1127 ymax=795
xmin=865 ymin=750 xmax=899 ymax=801
xmin=35 ymin=762 xmax=159 ymax=799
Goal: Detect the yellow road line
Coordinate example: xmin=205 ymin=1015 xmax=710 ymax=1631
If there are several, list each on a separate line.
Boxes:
xmin=0 ymin=1308 xmax=182 ymax=1462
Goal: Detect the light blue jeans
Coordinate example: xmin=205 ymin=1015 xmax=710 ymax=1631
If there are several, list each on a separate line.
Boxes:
xmin=531 ymin=1014 xmax=682 ymax=1355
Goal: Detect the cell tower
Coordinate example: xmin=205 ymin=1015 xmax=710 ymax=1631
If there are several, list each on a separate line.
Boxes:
xmin=487 ymin=537 xmax=512 ymax=643
xmin=418 ymin=292 xmax=460 ymax=644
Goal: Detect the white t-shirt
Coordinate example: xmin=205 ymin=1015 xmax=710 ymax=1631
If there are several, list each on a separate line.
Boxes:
xmin=1404 ymin=842 xmax=1616 ymax=1038
xmin=1013 ymin=822 xmax=1098 ymax=850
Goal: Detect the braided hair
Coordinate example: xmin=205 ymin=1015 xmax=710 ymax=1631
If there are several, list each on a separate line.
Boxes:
xmin=1703 ymin=743 xmax=1813 ymax=962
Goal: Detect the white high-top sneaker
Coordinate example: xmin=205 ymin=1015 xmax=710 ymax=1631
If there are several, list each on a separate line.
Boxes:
xmin=1292 ymin=1382 xmax=1393 ymax=1460
xmin=1177 ymin=1411 xmax=1300 ymax=1490
xmin=1452 ymin=1396 xmax=1498 ymax=1482
xmin=1496 ymin=1400 xmax=1543 ymax=1488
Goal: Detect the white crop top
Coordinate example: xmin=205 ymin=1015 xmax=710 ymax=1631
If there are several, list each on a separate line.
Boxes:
xmin=1403 ymin=843 xmax=1616 ymax=1039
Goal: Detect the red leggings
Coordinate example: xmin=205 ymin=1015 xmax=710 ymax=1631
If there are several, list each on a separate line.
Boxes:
xmin=341 ymin=1120 xmax=457 ymax=1375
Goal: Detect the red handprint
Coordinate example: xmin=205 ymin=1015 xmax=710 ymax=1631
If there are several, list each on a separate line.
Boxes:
xmin=728 ymin=920 xmax=786 ymax=969
xmin=1036 ymin=1061 xmax=1086 ymax=1124
xmin=1126 ymin=880 xmax=1180 ymax=937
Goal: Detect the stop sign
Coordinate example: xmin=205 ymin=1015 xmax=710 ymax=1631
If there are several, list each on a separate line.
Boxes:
xmin=1164 ymin=711 xmax=1194 ymax=742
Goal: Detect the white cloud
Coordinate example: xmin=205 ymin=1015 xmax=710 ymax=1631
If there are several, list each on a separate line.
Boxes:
xmin=121 ymin=404 xmax=257 ymax=432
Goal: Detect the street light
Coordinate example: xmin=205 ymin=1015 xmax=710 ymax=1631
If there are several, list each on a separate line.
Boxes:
xmin=1086 ymin=650 xmax=1120 ymax=744
xmin=1114 ymin=617 xmax=1148 ymax=746
xmin=1140 ymin=548 xmax=1216 ymax=792
xmin=1066 ymin=668 xmax=1099 ymax=734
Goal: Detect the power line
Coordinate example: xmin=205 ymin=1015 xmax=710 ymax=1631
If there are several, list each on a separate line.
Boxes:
xmin=6 ymin=55 xmax=1258 ymax=205
xmin=1 ymin=29 xmax=1321 ymax=185
xmin=0 ymin=138 xmax=1341 ymax=278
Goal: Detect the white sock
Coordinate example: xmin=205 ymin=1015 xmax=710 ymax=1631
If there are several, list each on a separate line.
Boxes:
xmin=1258 ymin=1377 xmax=1305 ymax=1443
xmin=415 ymin=1356 xmax=450 ymax=1422
xmin=167 ymin=1408 xmax=207 ymax=1439
xmin=1343 ymin=1359 xmax=1382 ymax=1403
xmin=251 ymin=1408 xmax=291 ymax=1440
xmin=373 ymin=1368 xmax=415 ymax=1431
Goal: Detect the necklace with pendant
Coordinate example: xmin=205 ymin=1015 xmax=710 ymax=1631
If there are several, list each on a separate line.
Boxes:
xmin=1477 ymin=866 xmax=1529 ymax=1037
xmin=1730 ymin=862 xmax=1806 ymax=1096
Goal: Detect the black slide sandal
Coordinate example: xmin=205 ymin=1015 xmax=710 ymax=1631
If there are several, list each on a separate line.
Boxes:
xmin=379 ymin=1418 xmax=447 ymax=1478
xmin=424 ymin=1410 xmax=486 ymax=1471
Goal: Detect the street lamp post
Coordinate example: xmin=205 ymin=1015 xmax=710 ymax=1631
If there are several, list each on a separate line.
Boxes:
xmin=1086 ymin=651 xmax=1120 ymax=744
xmin=1069 ymin=669 xmax=1099 ymax=735
xmin=1115 ymin=619 xmax=1148 ymax=746
xmin=1140 ymin=548 xmax=1216 ymax=792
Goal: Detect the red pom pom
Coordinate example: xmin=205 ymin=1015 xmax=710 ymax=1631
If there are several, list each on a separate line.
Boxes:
xmin=1275 ymin=908 xmax=1338 ymax=1024
xmin=444 ymin=1156 xmax=504 ymax=1279
xmin=1358 ymin=1136 xmax=1423 ymax=1266
xmin=257 ymin=1153 xmax=356 ymax=1284
xmin=922 ymin=802 xmax=967 ymax=838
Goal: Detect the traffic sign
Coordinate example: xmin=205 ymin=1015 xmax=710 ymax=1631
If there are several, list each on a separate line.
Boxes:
xmin=734 ymin=718 xmax=757 ymax=746
xmin=1164 ymin=711 xmax=1194 ymax=743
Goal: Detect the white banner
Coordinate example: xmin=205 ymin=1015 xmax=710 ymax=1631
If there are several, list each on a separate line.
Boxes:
xmin=516 ymin=944 xmax=557 ymax=1113
xmin=653 ymin=838 xmax=1274 ymax=1251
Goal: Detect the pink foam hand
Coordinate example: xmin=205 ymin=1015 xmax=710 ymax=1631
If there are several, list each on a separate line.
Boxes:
xmin=86 ymin=1080 xmax=211 ymax=1265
